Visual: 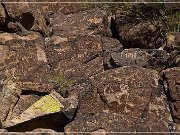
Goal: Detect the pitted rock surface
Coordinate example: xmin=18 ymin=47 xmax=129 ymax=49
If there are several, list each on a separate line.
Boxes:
xmin=65 ymin=66 xmax=172 ymax=132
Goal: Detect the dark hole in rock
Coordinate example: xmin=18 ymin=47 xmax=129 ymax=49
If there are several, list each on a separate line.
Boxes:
xmin=20 ymin=12 xmax=35 ymax=30
xmin=6 ymin=112 xmax=69 ymax=132
xmin=20 ymin=90 xmax=50 ymax=96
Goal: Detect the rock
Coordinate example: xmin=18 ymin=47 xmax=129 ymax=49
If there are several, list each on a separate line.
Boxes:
xmin=102 ymin=37 xmax=123 ymax=70
xmin=52 ymin=8 xmax=111 ymax=38
xmin=31 ymin=128 xmax=63 ymax=135
xmin=65 ymin=66 xmax=172 ymax=132
xmin=168 ymin=50 xmax=180 ymax=67
xmin=104 ymin=48 xmax=169 ymax=71
xmin=45 ymin=35 xmax=104 ymax=84
xmin=166 ymin=32 xmax=180 ymax=52
xmin=161 ymin=67 xmax=180 ymax=123
xmin=2 ymin=91 xmax=63 ymax=128
xmin=116 ymin=4 xmax=166 ymax=49
xmin=41 ymin=0 xmax=96 ymax=14
xmin=0 ymin=4 xmax=6 ymax=26
xmin=0 ymin=32 xmax=50 ymax=83
xmin=2 ymin=1 xmax=50 ymax=36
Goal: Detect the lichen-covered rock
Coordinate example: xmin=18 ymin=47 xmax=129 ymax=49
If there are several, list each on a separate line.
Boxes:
xmin=52 ymin=8 xmax=111 ymax=38
xmin=2 ymin=91 xmax=63 ymax=128
xmin=116 ymin=4 xmax=166 ymax=49
xmin=65 ymin=66 xmax=172 ymax=132
xmin=162 ymin=67 xmax=180 ymax=124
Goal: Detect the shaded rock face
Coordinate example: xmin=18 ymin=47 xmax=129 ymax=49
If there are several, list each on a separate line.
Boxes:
xmin=65 ymin=66 xmax=172 ymax=132
xmin=116 ymin=4 xmax=166 ymax=49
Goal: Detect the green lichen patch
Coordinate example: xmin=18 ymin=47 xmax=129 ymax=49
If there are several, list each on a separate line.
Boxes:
xmin=32 ymin=95 xmax=62 ymax=113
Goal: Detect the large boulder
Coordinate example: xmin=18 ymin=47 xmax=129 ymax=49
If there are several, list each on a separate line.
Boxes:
xmin=65 ymin=66 xmax=172 ymax=132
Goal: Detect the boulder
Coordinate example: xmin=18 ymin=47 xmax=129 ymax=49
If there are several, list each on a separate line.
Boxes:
xmin=52 ymin=8 xmax=111 ymax=38
xmin=65 ymin=66 xmax=172 ymax=132
xmin=0 ymin=32 xmax=50 ymax=83
xmin=1 ymin=0 xmax=50 ymax=36
xmin=116 ymin=4 xmax=166 ymax=49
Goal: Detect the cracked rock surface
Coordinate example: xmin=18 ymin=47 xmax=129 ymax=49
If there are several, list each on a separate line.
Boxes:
xmin=0 ymin=1 xmax=179 ymax=134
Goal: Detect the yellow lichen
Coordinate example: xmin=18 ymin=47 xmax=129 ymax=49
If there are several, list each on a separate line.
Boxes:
xmin=32 ymin=95 xmax=62 ymax=113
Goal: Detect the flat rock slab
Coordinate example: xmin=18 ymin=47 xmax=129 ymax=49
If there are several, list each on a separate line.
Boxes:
xmin=66 ymin=66 xmax=172 ymax=132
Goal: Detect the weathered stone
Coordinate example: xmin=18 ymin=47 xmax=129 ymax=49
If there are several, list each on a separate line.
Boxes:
xmin=0 ymin=4 xmax=6 ymax=25
xmin=0 ymin=32 xmax=50 ymax=83
xmin=104 ymin=48 xmax=169 ymax=71
xmin=2 ymin=91 xmax=63 ymax=128
xmin=30 ymin=128 xmax=63 ymax=135
xmin=168 ymin=50 xmax=180 ymax=67
xmin=45 ymin=35 xmax=104 ymax=83
xmin=166 ymin=32 xmax=180 ymax=52
xmin=116 ymin=4 xmax=166 ymax=49
xmin=162 ymin=67 xmax=180 ymax=123
xmin=2 ymin=1 xmax=50 ymax=36
xmin=52 ymin=8 xmax=111 ymax=38
xmin=66 ymin=66 xmax=172 ymax=132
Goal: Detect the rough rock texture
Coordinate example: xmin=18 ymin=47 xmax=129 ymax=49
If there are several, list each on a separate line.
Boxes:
xmin=65 ymin=66 xmax=172 ymax=132
xmin=104 ymin=48 xmax=169 ymax=71
xmin=116 ymin=4 xmax=166 ymax=49
xmin=52 ymin=8 xmax=111 ymax=38
xmin=0 ymin=4 xmax=6 ymax=25
xmin=162 ymin=67 xmax=180 ymax=124
xmin=1 ymin=1 xmax=50 ymax=36
xmin=0 ymin=2 xmax=179 ymax=134
xmin=0 ymin=32 xmax=50 ymax=83
xmin=166 ymin=32 xmax=180 ymax=52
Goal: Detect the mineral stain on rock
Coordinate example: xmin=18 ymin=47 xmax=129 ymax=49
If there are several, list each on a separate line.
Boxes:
xmin=0 ymin=1 xmax=179 ymax=134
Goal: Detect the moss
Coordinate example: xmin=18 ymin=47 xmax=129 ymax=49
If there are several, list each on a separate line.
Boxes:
xmin=32 ymin=95 xmax=62 ymax=113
